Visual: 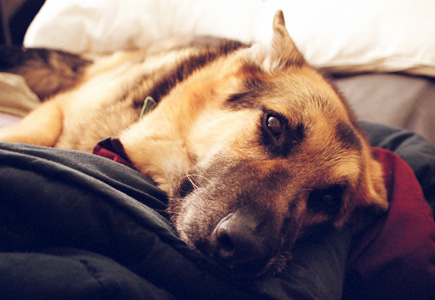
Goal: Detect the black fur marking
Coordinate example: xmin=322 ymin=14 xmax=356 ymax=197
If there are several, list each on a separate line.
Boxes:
xmin=227 ymin=92 xmax=251 ymax=103
xmin=0 ymin=46 xmax=90 ymax=74
xmin=133 ymin=39 xmax=247 ymax=109
xmin=148 ymin=53 xmax=218 ymax=102
xmin=0 ymin=46 xmax=91 ymax=99
xmin=185 ymin=36 xmax=248 ymax=55
xmin=283 ymin=54 xmax=305 ymax=69
xmin=335 ymin=122 xmax=362 ymax=151
xmin=226 ymin=91 xmax=262 ymax=110
xmin=226 ymin=77 xmax=267 ymax=110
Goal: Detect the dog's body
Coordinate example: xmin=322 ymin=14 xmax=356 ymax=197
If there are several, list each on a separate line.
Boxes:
xmin=0 ymin=11 xmax=388 ymax=275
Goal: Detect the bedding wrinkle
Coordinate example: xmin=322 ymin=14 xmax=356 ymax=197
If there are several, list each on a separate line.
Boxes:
xmin=1 ymin=133 xmax=435 ymax=299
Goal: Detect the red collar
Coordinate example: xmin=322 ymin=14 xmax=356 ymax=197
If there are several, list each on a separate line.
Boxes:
xmin=92 ymin=137 xmax=136 ymax=170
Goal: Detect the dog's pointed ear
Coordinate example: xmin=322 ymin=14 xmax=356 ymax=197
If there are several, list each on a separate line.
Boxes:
xmin=270 ymin=10 xmax=305 ymax=69
xmin=245 ymin=10 xmax=306 ymax=72
xmin=362 ymin=155 xmax=389 ymax=210
xmin=337 ymin=152 xmax=388 ymax=228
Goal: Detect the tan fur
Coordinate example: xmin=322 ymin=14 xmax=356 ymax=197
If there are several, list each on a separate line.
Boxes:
xmin=0 ymin=11 xmax=387 ymax=275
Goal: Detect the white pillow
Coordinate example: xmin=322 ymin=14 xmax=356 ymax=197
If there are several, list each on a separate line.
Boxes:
xmin=24 ymin=0 xmax=435 ymax=77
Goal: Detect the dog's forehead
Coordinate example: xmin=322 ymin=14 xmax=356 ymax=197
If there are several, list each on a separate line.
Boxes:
xmin=225 ymin=66 xmax=353 ymax=138
xmin=222 ymin=64 xmax=364 ymax=176
xmin=272 ymin=71 xmax=344 ymax=115
xmin=227 ymin=64 xmax=344 ymax=113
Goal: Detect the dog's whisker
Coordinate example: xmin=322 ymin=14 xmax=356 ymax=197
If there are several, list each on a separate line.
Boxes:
xmin=185 ymin=174 xmax=202 ymax=191
xmin=184 ymin=173 xmax=216 ymax=192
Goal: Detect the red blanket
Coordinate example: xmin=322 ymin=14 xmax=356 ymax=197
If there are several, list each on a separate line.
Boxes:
xmin=347 ymin=148 xmax=435 ymax=299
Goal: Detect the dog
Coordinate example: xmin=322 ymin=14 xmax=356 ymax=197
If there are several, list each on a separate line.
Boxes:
xmin=0 ymin=11 xmax=388 ymax=276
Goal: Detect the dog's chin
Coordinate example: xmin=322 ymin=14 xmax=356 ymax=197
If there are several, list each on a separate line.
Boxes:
xmin=183 ymin=236 xmax=292 ymax=280
xmin=216 ymin=252 xmax=290 ymax=280
xmin=170 ymin=170 xmax=296 ymax=279
xmin=212 ymin=257 xmax=289 ymax=281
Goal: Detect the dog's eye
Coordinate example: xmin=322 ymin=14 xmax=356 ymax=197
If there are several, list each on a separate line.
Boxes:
xmin=307 ymin=185 xmax=344 ymax=216
xmin=262 ymin=112 xmax=286 ymax=139
xmin=260 ymin=111 xmax=304 ymax=157
xmin=266 ymin=115 xmax=285 ymax=136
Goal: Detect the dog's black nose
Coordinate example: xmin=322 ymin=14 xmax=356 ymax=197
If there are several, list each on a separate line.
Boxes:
xmin=211 ymin=210 xmax=279 ymax=272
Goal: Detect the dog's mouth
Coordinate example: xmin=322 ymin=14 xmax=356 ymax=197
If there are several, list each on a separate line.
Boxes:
xmin=171 ymin=163 xmax=301 ymax=277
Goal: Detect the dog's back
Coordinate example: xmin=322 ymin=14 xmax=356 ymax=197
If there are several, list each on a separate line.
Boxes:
xmin=1 ymin=36 xmax=250 ymax=152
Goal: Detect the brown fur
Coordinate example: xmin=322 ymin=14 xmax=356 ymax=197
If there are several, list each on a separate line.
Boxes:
xmin=0 ymin=11 xmax=388 ymax=276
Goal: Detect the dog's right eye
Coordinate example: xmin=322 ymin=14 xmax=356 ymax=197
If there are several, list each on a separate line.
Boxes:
xmin=306 ymin=185 xmax=344 ymax=216
xmin=260 ymin=111 xmax=305 ymax=157
xmin=261 ymin=112 xmax=286 ymax=145
xmin=266 ymin=115 xmax=285 ymax=136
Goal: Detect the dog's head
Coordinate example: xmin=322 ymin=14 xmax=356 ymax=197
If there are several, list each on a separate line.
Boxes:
xmin=122 ymin=11 xmax=388 ymax=276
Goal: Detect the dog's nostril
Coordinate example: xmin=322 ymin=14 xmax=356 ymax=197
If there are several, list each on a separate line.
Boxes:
xmin=216 ymin=230 xmax=235 ymax=259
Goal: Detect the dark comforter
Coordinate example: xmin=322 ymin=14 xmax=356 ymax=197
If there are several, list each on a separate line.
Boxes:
xmin=1 ymin=122 xmax=434 ymax=300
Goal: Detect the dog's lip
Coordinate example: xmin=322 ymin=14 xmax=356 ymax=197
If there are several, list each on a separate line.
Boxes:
xmin=192 ymin=235 xmax=272 ymax=276
xmin=195 ymin=242 xmax=272 ymax=278
xmin=92 ymin=137 xmax=136 ymax=169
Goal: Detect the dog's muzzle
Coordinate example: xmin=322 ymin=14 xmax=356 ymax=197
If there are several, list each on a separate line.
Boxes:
xmin=208 ymin=210 xmax=281 ymax=273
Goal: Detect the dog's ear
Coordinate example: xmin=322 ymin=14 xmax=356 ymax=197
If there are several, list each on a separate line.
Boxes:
xmin=360 ymin=154 xmax=389 ymax=210
xmin=245 ymin=10 xmax=306 ymax=72
xmin=337 ymin=152 xmax=388 ymax=228
xmin=270 ymin=10 xmax=306 ymax=69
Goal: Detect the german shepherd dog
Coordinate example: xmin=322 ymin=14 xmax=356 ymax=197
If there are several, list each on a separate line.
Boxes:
xmin=0 ymin=11 xmax=388 ymax=276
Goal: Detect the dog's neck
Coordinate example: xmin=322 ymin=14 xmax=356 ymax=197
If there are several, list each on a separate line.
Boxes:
xmin=119 ymin=96 xmax=197 ymax=195
xmin=121 ymin=132 xmax=193 ymax=194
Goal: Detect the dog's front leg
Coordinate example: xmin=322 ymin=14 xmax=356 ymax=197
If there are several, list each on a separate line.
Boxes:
xmin=0 ymin=99 xmax=63 ymax=147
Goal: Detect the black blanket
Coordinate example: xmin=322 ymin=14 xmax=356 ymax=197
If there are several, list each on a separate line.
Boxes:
xmin=1 ymin=122 xmax=434 ymax=300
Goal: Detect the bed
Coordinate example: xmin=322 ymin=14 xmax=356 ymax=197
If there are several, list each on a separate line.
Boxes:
xmin=1 ymin=1 xmax=434 ymax=299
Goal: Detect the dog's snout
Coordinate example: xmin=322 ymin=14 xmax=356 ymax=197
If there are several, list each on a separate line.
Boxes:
xmin=211 ymin=211 xmax=279 ymax=272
